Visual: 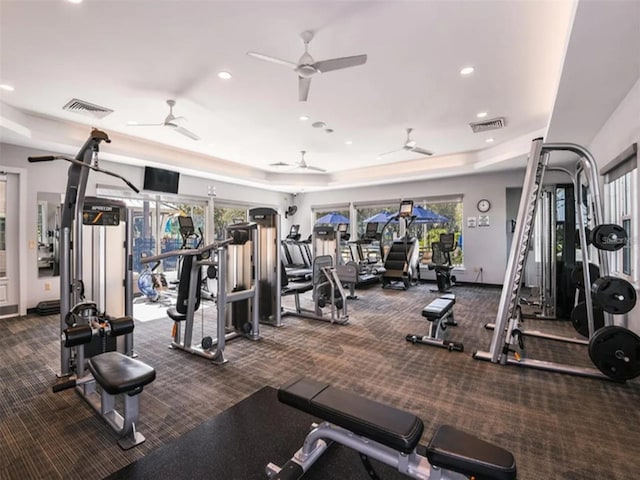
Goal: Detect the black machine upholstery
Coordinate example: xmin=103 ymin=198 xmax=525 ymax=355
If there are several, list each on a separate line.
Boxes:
xmin=167 ymin=254 xmax=201 ymax=322
xmin=88 ymin=351 xmax=156 ymax=396
xmin=278 ymin=377 xmax=424 ymax=454
xmin=426 ymin=425 xmax=517 ymax=480
xmin=422 ymin=297 xmax=455 ymax=321
xmin=280 ymin=262 xmax=313 ymax=296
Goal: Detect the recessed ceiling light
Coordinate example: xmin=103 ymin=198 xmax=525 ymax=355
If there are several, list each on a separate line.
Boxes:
xmin=460 ymin=66 xmax=475 ymax=76
xmin=486 ymin=138 xmax=495 ymax=143
xmin=0 ymin=84 xmax=15 ymax=92
xmin=345 ymin=140 xmax=353 ymax=145
xmin=67 ymin=0 xmax=83 ymax=4
xmin=299 ymin=115 xmax=309 ymax=121
xmin=312 ymin=121 xmax=326 ymax=128
xmin=476 ymin=112 xmax=488 ymax=118
xmin=325 ymin=128 xmax=334 ymax=133
xmin=217 ymin=71 xmax=232 ymax=80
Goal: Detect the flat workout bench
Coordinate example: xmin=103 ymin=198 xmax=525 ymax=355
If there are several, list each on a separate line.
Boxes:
xmin=267 ymin=377 xmax=516 ymax=480
xmin=407 ymin=294 xmax=464 ymax=352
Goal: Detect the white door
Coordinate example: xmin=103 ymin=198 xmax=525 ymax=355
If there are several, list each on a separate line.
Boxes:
xmin=0 ymin=172 xmax=19 ymax=318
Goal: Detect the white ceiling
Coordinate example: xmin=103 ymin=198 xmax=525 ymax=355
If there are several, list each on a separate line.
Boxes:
xmin=0 ymin=0 xmax=627 ymax=193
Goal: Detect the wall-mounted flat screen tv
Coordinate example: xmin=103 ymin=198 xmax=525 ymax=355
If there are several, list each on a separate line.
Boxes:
xmin=143 ymin=166 xmax=180 ymax=194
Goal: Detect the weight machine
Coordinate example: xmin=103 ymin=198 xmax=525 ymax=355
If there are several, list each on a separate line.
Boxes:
xmin=141 ymin=222 xmax=261 ymax=364
xmin=30 ymin=129 xmax=156 ymax=449
xmin=474 ymin=138 xmax=639 ymax=382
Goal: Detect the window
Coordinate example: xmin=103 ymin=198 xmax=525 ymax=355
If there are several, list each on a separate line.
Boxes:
xmin=355 ymin=197 xmax=464 ymax=267
xmin=603 ymin=143 xmax=637 ymax=281
xmin=409 ymin=199 xmax=463 ymax=266
xmin=214 ymin=203 xmax=248 ymax=240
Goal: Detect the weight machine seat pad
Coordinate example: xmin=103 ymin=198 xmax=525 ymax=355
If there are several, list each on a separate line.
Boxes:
xmin=278 ymin=377 xmax=424 ymax=454
xmin=88 ymin=351 xmax=156 ymax=396
xmin=422 ymin=298 xmax=455 ymax=321
xmin=282 ymin=282 xmax=313 ymax=296
xmin=426 ymin=425 xmax=517 ymax=480
xmin=166 ymin=307 xmax=187 ymax=322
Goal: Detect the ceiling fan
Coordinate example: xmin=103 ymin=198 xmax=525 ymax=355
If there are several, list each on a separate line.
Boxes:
xmin=127 ymin=99 xmax=200 ymax=141
xmin=247 ymin=30 xmax=367 ymax=102
xmin=378 ymin=128 xmax=433 ymax=158
xmin=270 ymin=150 xmax=326 ymax=173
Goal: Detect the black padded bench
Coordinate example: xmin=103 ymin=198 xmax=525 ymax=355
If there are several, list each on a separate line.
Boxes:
xmin=408 ymin=293 xmax=463 ymax=351
xmin=271 ymin=377 xmax=516 ymax=480
xmin=86 ymin=351 xmax=156 ymax=449
xmin=422 ymin=294 xmax=455 ymax=322
xmin=88 ymin=351 xmax=156 ymax=396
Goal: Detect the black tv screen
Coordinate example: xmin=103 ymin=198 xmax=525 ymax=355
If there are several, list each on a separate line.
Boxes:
xmin=143 ymin=166 xmax=180 ymax=194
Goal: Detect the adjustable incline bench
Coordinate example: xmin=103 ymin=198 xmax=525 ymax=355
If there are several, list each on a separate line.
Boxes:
xmin=407 ymin=293 xmax=464 ymax=352
xmin=267 ymin=377 xmax=516 ymax=480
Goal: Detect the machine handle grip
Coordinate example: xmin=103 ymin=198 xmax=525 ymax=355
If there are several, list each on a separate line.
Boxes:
xmin=28 ymin=156 xmax=56 ymax=162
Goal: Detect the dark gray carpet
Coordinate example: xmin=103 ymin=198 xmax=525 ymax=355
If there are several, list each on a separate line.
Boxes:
xmin=1 ymin=283 xmax=639 ymax=479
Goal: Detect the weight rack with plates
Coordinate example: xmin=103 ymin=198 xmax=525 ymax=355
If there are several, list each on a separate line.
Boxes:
xmin=474 ymin=138 xmax=639 ymax=382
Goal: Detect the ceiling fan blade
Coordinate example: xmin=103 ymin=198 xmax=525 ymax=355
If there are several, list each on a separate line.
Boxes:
xmin=377 ymin=148 xmax=403 ymax=157
xmin=299 ymin=76 xmax=311 ymax=102
xmin=313 ymin=54 xmax=367 ymax=73
xmin=247 ymin=52 xmax=298 ymax=69
xmin=173 ymin=125 xmax=200 ymax=141
xmin=269 ymin=162 xmax=292 ymax=167
xmin=304 ymin=165 xmax=326 ymax=173
xmin=411 ymin=146 xmax=434 ymax=156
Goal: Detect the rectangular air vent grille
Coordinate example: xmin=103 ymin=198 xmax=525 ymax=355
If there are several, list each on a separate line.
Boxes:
xmin=62 ymin=98 xmax=114 ymax=119
xmin=469 ymin=117 xmax=506 ymax=133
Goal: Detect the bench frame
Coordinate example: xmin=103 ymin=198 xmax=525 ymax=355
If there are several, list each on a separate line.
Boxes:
xmin=266 ymin=420 xmax=472 ymax=480
xmin=75 ymin=368 xmax=145 ymax=450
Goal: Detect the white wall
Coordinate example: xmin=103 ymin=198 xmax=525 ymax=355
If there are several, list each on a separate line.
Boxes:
xmin=294 ymin=168 xmax=529 ymax=285
xmin=588 ymin=76 xmax=640 ymax=333
xmin=0 ymin=142 xmax=290 ymax=309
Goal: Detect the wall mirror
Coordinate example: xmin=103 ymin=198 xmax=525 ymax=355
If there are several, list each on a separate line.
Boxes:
xmin=37 ymin=192 xmax=63 ymax=277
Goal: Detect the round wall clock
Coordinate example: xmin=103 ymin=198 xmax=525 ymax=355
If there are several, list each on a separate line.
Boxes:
xmin=477 ymin=199 xmax=491 ymax=213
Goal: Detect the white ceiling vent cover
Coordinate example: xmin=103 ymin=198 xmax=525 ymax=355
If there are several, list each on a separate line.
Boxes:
xmin=62 ymin=98 xmax=114 ymax=119
xmin=469 ymin=117 xmax=506 ymax=133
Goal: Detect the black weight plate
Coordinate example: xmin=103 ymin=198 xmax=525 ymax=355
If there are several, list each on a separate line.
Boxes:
xmin=588 ymin=326 xmax=640 ymax=381
xmin=592 ymin=276 xmax=637 ymax=314
xmin=571 ymin=263 xmax=600 ymax=290
xmin=570 ymin=301 xmax=605 ymax=338
xmin=590 ymin=224 xmax=627 ymax=251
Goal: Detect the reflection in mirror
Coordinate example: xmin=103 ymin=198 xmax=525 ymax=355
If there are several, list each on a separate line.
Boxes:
xmin=37 ymin=192 xmax=63 ymax=277
xmin=0 ymin=177 xmax=5 ymax=277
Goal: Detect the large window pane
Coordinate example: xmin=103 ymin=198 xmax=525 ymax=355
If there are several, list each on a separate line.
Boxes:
xmin=214 ymin=204 xmax=247 ymax=240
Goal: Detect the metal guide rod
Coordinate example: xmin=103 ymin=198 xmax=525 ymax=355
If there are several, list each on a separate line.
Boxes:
xmin=574 ymin=168 xmax=604 ymax=336
xmin=59 ymin=227 xmax=71 ymax=376
xmin=489 ymin=138 xmax=546 ymax=361
xmin=124 ymin=208 xmax=134 ymax=356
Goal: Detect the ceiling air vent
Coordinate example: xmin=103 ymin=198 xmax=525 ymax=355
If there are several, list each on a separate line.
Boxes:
xmin=469 ymin=116 xmax=506 ymax=133
xmin=62 ymin=98 xmax=114 ymax=119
